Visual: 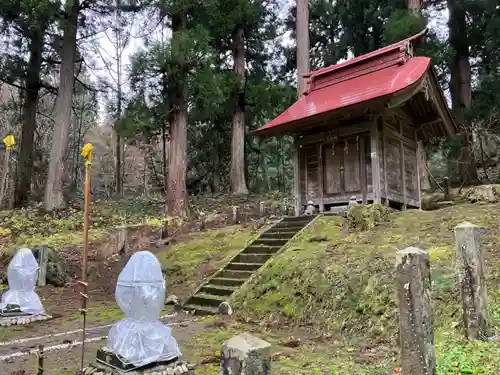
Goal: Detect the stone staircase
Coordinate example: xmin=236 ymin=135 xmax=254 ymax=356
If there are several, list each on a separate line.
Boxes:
xmin=182 ymin=215 xmax=318 ymax=315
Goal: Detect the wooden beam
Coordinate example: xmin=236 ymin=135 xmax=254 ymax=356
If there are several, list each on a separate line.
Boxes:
xmin=317 ymin=143 xmax=324 ymax=212
xmin=370 ymin=118 xmax=382 ymax=204
xmin=293 ymin=136 xmax=301 ymax=216
xmin=297 ymin=121 xmax=372 ymax=146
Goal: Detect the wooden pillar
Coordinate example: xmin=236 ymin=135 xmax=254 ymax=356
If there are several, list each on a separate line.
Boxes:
xmin=415 ymin=131 xmax=422 ymax=209
xmin=359 ymin=137 xmax=367 ymax=204
xmin=293 ymin=136 xmax=301 ymax=216
xmin=400 ymin=139 xmax=407 ymax=210
xmin=317 ymin=143 xmax=324 ymax=212
xmin=370 ymin=119 xmax=381 ymax=204
xmin=382 ymin=123 xmax=389 ymax=206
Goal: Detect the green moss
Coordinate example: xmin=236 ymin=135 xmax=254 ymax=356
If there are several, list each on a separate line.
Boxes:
xmin=157 ymin=225 xmax=259 ymax=290
xmin=233 ymin=202 xmax=500 ymax=367
xmin=345 ymin=204 xmax=390 ymax=231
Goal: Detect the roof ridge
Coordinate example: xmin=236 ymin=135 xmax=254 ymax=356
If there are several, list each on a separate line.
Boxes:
xmin=305 ymin=29 xmax=428 ymax=85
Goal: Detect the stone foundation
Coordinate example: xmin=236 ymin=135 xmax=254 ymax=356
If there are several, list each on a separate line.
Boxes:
xmin=83 ymin=347 xmax=194 ymax=375
xmin=0 ymin=313 xmax=52 ymax=326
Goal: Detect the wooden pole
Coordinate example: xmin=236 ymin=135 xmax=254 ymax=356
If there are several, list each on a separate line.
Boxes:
xmin=0 ymin=135 xmax=15 ymax=208
xmin=0 ymin=148 xmax=10 ymax=207
xmin=79 ymin=143 xmax=93 ymax=371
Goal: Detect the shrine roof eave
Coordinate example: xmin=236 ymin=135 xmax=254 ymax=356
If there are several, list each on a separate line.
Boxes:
xmin=253 ymin=56 xmax=458 ymax=140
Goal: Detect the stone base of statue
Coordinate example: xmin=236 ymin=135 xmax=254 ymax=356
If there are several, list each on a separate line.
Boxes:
xmin=0 ymin=304 xmax=52 ymax=326
xmin=81 ymin=346 xmax=193 ymax=375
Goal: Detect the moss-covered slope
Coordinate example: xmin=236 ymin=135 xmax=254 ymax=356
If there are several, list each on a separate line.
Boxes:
xmin=232 ymin=204 xmax=500 ymax=373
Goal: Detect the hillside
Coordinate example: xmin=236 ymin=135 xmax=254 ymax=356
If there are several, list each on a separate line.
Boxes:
xmin=231 ymin=203 xmax=500 ymax=374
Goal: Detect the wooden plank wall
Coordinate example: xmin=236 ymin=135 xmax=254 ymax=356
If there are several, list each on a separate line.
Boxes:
xmin=299 ymin=144 xmax=319 ymax=202
xmin=382 ymin=114 xmax=419 ymax=207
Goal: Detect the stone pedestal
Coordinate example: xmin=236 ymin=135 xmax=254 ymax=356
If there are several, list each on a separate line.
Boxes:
xmin=0 ymin=312 xmax=52 ymax=326
xmin=221 ymin=333 xmax=271 ymax=375
xmin=83 ymin=347 xmax=192 ymax=375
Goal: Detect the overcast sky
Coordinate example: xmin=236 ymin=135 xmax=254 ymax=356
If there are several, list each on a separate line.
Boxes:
xmin=93 ymin=4 xmax=450 ymax=119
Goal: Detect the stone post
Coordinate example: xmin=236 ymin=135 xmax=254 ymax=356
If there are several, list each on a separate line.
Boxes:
xmin=454 ymin=222 xmax=489 ymax=340
xmin=199 ymin=212 xmax=206 ymax=231
xmin=259 ymin=201 xmax=266 ymax=218
xmin=232 ymin=206 xmax=241 ymax=224
xmin=395 ymin=247 xmax=436 ymax=375
xmin=221 ymin=333 xmax=271 ymax=375
xmin=37 ymin=247 xmax=48 ymax=286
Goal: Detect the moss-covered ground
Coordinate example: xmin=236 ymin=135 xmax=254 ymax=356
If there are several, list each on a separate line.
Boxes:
xmin=158 ymin=224 xmax=264 ymax=293
xmin=227 ymin=203 xmax=500 ymax=374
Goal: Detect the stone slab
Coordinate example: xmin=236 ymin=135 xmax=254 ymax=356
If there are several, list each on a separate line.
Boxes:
xmin=0 ymin=314 xmax=52 ymax=326
xmin=84 ymin=359 xmax=192 ymax=375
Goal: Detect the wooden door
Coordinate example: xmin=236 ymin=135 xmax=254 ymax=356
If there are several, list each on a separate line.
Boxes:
xmin=323 ymin=135 xmax=367 ymax=200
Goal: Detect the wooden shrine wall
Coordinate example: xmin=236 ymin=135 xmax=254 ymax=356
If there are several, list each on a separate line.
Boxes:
xmin=381 ymin=114 xmax=419 ymax=207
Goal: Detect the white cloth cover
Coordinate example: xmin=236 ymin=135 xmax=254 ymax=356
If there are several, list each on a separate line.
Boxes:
xmin=107 ymin=251 xmax=181 ymax=367
xmin=0 ymin=248 xmax=45 ymax=315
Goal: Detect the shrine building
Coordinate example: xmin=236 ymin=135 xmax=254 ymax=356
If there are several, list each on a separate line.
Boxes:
xmin=254 ymin=29 xmax=458 ymax=214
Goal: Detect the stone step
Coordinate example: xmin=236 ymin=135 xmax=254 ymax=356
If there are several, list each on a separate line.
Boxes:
xmin=259 ymin=231 xmax=296 ymax=239
xmin=272 ymin=222 xmax=309 ymax=230
xmin=199 ymin=284 xmax=238 ymax=297
xmin=281 ymin=215 xmax=316 ymax=223
xmin=252 ymin=238 xmax=289 ymax=247
xmin=210 ymin=277 xmax=246 ymax=287
xmin=242 ymin=246 xmax=281 ymax=254
xmin=265 ymin=226 xmax=300 ymax=234
xmin=233 ymin=253 xmax=272 ymax=264
xmin=218 ymin=269 xmax=254 ymax=279
xmin=186 ymin=294 xmax=226 ymax=308
xmin=226 ymin=262 xmax=263 ymax=271
xmin=183 ymin=304 xmax=219 ymax=316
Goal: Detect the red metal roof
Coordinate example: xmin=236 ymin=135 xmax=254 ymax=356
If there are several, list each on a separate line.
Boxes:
xmin=255 ymin=30 xmax=444 ymax=136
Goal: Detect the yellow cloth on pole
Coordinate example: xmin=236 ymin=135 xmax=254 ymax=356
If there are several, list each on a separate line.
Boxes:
xmin=2 ymin=135 xmax=15 ymax=151
xmin=81 ymin=143 xmax=93 ymax=166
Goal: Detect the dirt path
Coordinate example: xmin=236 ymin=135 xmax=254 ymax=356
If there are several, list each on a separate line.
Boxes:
xmin=1 ymin=312 xmax=202 ymax=373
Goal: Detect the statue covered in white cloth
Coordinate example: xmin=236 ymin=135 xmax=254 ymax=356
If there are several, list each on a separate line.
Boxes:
xmin=0 ymin=248 xmax=45 ymax=315
xmin=107 ymin=251 xmax=181 ymax=367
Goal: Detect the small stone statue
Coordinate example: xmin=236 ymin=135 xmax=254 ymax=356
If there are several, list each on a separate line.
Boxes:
xmin=107 ymin=251 xmax=181 ymax=367
xmin=348 ymin=196 xmax=359 ymax=206
xmin=304 ymin=200 xmax=317 ymax=215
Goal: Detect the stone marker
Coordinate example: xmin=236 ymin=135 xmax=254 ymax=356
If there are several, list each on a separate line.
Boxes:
xmin=259 ymin=202 xmax=266 ymax=218
xmin=221 ymin=333 xmax=271 ymax=375
xmin=37 ymin=246 xmax=48 ymax=286
xmin=454 ymin=222 xmax=489 ymax=340
xmin=304 ymin=200 xmax=316 ymax=216
xmin=199 ymin=212 xmax=206 ymax=231
xmin=395 ymin=247 xmax=436 ymax=375
xmin=232 ymin=206 xmax=241 ymax=224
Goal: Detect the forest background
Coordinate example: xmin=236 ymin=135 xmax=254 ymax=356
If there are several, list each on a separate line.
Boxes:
xmin=0 ymin=0 xmax=499 ymax=218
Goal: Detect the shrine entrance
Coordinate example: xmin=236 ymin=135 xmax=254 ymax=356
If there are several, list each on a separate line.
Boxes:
xmin=323 ymin=133 xmax=370 ymax=204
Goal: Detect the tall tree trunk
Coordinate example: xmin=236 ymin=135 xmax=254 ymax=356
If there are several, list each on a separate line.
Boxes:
xmin=44 ymin=0 xmax=79 ymax=210
xmin=212 ymin=142 xmax=221 ymax=193
xmin=230 ymin=25 xmax=248 ymax=195
xmin=448 ymin=0 xmax=478 ymax=184
xmin=15 ymin=30 xmax=44 ymax=207
xmin=167 ymin=13 xmax=189 ymax=218
xmin=296 ymin=0 xmax=309 ymax=96
xmin=115 ymin=6 xmax=123 ymax=196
